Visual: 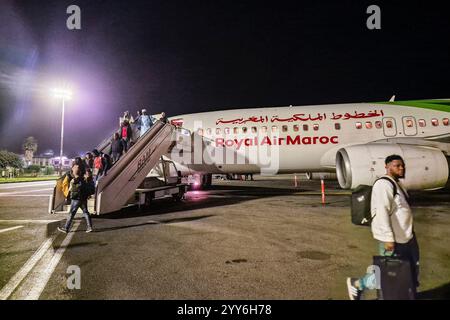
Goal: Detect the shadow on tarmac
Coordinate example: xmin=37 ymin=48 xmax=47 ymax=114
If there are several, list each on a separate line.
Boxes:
xmin=93 ymin=183 xmax=449 ymax=220
xmin=92 ymin=214 xmax=216 ymax=233
xmin=418 ymin=283 xmax=450 ymax=300
xmin=96 ymin=185 xmax=304 ymax=220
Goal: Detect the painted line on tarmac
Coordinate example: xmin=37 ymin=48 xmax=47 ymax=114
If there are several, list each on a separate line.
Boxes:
xmin=0 ymin=219 xmax=59 ymax=224
xmin=21 ymin=221 xmax=81 ymax=300
xmin=0 ymin=188 xmax=53 ymax=196
xmin=0 ymin=226 xmax=24 ymax=234
xmin=0 ymin=181 xmax=55 ymax=189
xmin=0 ymin=233 xmax=58 ymax=300
xmin=0 ymin=220 xmax=59 ymax=225
xmin=0 ymin=221 xmax=80 ymax=300
xmin=0 ymin=194 xmax=51 ymax=197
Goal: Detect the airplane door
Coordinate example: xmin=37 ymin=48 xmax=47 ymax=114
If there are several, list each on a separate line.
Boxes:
xmin=382 ymin=117 xmax=397 ymax=137
xmin=402 ymin=116 xmax=417 ymax=136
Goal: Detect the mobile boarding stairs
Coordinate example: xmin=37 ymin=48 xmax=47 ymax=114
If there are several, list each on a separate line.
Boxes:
xmin=48 ymin=121 xmax=189 ymax=215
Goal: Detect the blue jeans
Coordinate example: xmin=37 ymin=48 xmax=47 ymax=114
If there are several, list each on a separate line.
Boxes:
xmin=64 ymin=199 xmax=92 ymax=231
xmin=359 ymin=235 xmax=420 ymax=290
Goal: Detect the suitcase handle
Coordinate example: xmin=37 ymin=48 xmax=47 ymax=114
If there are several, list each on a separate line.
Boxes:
xmin=385 ymin=258 xmax=403 ymax=267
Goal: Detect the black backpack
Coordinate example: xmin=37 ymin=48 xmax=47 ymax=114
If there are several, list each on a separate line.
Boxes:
xmin=351 ymin=177 xmax=398 ymax=226
xmin=70 ymin=178 xmax=84 ymax=200
xmin=84 ymin=179 xmax=96 ymax=197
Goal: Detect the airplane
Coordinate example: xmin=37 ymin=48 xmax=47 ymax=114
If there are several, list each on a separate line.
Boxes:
xmin=50 ymin=97 xmax=449 ymax=215
xmin=166 ymin=98 xmax=450 ymax=191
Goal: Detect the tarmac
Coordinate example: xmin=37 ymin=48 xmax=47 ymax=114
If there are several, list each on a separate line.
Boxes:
xmin=0 ymin=176 xmax=449 ymax=300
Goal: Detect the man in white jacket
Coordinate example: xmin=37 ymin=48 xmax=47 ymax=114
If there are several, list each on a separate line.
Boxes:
xmin=347 ymin=155 xmax=420 ymax=300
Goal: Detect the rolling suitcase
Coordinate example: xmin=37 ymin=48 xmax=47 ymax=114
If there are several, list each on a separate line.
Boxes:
xmin=373 ymin=255 xmax=416 ymax=300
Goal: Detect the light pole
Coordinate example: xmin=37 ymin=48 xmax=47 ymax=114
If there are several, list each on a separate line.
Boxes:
xmin=51 ymin=88 xmax=72 ymax=176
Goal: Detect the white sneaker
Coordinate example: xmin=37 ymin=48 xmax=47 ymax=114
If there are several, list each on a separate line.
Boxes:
xmin=57 ymin=227 xmax=68 ymax=234
xmin=347 ymin=277 xmax=362 ymax=300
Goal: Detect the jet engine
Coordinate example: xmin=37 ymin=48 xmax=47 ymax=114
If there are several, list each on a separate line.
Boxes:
xmin=336 ymin=143 xmax=449 ymax=190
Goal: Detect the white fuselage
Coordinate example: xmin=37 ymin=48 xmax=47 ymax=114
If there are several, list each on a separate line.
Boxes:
xmin=168 ymin=101 xmax=450 ymax=174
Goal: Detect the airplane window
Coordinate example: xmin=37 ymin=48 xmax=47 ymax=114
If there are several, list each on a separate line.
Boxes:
xmin=233 ymin=127 xmax=239 ymax=134
xmin=271 ymin=126 xmax=278 ymax=132
xmin=355 ymin=122 xmax=362 ymax=129
xmin=335 ymin=123 xmax=341 ymax=130
xmin=386 ymin=121 xmax=393 ymax=129
xmin=261 ymin=126 xmax=267 ymax=133
xmin=443 ymin=118 xmax=449 ymax=126
xmin=365 ymin=122 xmax=373 ymax=129
xmin=216 ymin=128 xmax=221 ymax=135
xmin=293 ymin=125 xmax=299 ymax=132
xmin=303 ymin=124 xmax=308 ymax=131
xmin=242 ymin=127 xmax=248 ymax=133
xmin=418 ymin=119 xmax=426 ymax=127
xmin=197 ymin=128 xmax=204 ymax=135
xmin=406 ymin=119 xmax=414 ymax=127
xmin=206 ymin=128 xmax=212 ymax=135
xmin=252 ymin=127 xmax=257 ymax=133
xmin=282 ymin=125 xmax=288 ymax=132
xmin=313 ymin=124 xmax=319 ymax=131
xmin=432 ymin=118 xmax=439 ymax=126
xmin=224 ymin=127 xmax=230 ymax=134
xmin=375 ymin=121 xmax=382 ymax=129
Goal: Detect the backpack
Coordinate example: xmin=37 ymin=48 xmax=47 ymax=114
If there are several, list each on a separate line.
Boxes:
xmin=84 ymin=178 xmax=96 ymax=197
xmin=351 ymin=177 xmax=398 ymax=226
xmin=61 ymin=172 xmax=72 ymax=198
xmin=70 ymin=178 xmax=83 ymax=200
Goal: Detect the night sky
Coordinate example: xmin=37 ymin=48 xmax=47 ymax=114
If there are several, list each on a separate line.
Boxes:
xmin=1 ymin=0 xmax=449 ymax=156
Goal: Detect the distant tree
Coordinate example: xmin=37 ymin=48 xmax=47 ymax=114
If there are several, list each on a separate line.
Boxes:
xmin=23 ymin=136 xmax=38 ymax=164
xmin=0 ymin=150 xmax=23 ymax=169
xmin=0 ymin=151 xmax=6 ymax=169
xmin=24 ymin=164 xmax=41 ymax=175
xmin=44 ymin=166 xmax=55 ymax=175
xmin=23 ymin=136 xmax=38 ymax=153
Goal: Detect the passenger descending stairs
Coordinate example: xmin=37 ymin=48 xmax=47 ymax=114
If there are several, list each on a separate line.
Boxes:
xmin=49 ymin=121 xmax=177 ymax=215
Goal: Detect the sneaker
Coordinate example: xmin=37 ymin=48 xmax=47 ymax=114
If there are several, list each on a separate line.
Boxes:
xmin=347 ymin=277 xmax=362 ymax=300
xmin=57 ymin=227 xmax=68 ymax=234
xmin=86 ymin=228 xmax=93 ymax=233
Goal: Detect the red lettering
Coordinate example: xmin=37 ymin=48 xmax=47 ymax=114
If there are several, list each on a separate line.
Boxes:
xmin=225 ymin=140 xmax=234 ymax=147
xmin=287 ymin=135 xmax=301 ymax=145
xmin=331 ymin=136 xmax=338 ymax=144
xmin=234 ymin=139 xmax=243 ymax=149
xmin=302 ymin=137 xmax=312 ymax=144
xmin=216 ymin=138 xmax=224 ymax=147
xmin=261 ymin=137 xmax=272 ymax=145
xmin=319 ymin=136 xmax=329 ymax=144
